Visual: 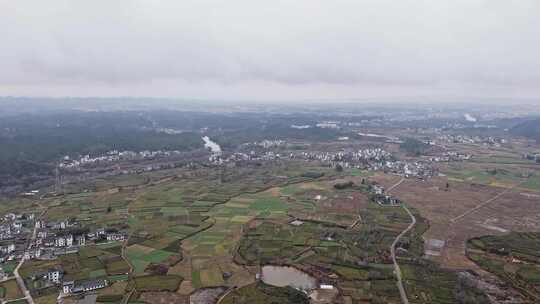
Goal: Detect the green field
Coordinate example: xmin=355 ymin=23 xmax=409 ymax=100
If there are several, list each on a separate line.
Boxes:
xmin=129 ymin=274 xmax=183 ymax=292
xmin=3 ymin=161 xmax=499 ymax=303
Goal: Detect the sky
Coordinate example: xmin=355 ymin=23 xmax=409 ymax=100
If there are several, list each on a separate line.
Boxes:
xmin=1 ymin=0 xmax=539 ymax=101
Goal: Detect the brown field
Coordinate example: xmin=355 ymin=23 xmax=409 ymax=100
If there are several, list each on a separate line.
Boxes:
xmin=0 ymin=279 xmax=23 ymax=301
xmin=139 ymin=292 xmax=188 ymax=304
xmin=371 ymin=174 xmax=540 ymax=270
xmin=321 ymin=192 xmax=370 ymax=213
xmin=369 ymin=172 xmax=403 ymax=189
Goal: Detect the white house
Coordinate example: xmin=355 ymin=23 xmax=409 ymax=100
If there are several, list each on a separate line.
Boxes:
xmin=106 ymin=233 xmax=125 ymax=242
xmin=55 ymin=237 xmax=65 ymax=247
xmin=66 ymin=234 xmax=73 ymax=247
xmin=46 ymin=268 xmax=62 ymax=283
xmin=63 ymin=281 xmax=74 ymax=294
xmin=76 ymin=235 xmax=85 ymax=246
xmin=66 ymin=279 xmax=108 ymax=294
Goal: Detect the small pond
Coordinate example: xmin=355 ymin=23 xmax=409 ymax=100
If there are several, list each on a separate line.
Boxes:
xmin=261 ymin=265 xmax=317 ymax=290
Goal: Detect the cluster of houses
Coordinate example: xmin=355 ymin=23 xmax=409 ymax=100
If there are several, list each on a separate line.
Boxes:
xmin=0 ymin=212 xmax=34 ymax=262
xmin=28 ymin=265 xmax=109 ymax=296
xmin=58 ymin=149 xmax=185 ymax=170
xmin=435 ymin=134 xmax=507 ymax=147
xmin=0 ymin=212 xmax=126 ymax=297
xmin=289 ymin=149 xmax=437 ymax=179
xmin=28 ymin=219 xmax=127 ymax=260
xmin=207 ymin=149 xmax=289 ymax=165
xmin=428 ymin=151 xmax=472 ymax=162
xmin=208 ymin=145 xmax=439 ymax=179
xmin=251 ymin=139 xmax=286 ymax=149
xmin=291 ymin=148 xmax=392 ymax=164
xmin=289 ymin=121 xmax=341 ymax=130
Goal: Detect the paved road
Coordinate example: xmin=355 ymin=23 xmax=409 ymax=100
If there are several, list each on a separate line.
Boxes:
xmin=391 ymin=204 xmax=416 ymax=304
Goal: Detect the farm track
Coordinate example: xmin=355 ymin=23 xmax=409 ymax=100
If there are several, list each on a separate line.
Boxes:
xmin=386 ymin=178 xmax=405 ymax=193
xmin=450 ymin=180 xmax=526 ymax=223
xmin=390 ymin=205 xmax=416 ymax=304
xmin=121 ymin=230 xmax=135 ymax=304
xmin=386 ymin=177 xmax=415 ymax=304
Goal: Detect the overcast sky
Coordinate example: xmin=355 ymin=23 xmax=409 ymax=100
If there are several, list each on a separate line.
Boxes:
xmin=1 ymin=0 xmax=539 ymax=101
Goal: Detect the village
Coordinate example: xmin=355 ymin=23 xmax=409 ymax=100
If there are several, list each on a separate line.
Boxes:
xmin=0 ymin=210 xmax=128 ymax=299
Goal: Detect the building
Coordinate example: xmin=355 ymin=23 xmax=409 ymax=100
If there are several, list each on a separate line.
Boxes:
xmin=106 ymin=233 xmax=125 ymax=242
xmin=76 ymin=235 xmax=85 ymax=246
xmin=55 ymin=236 xmax=65 ymax=247
xmin=46 ymin=268 xmax=63 ymax=283
xmin=64 ymin=279 xmax=108 ymax=294
xmin=0 ymin=243 xmax=15 ymax=254
xmin=66 ymin=234 xmax=73 ymax=247
xmin=55 ymin=234 xmax=73 ymax=247
xmin=63 ymin=281 xmax=74 ymax=294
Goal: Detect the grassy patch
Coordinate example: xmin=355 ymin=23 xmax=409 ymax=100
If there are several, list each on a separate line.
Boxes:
xmin=0 ymin=279 xmax=23 ymax=301
xmin=130 ymin=275 xmax=183 ymax=292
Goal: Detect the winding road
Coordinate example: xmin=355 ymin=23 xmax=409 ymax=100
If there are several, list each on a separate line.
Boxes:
xmin=386 ymin=177 xmax=416 ymax=304
xmin=390 ymin=204 xmax=416 ymax=304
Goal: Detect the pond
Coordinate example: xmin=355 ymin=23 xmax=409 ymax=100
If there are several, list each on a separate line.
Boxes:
xmin=261 ymin=265 xmax=317 ymax=291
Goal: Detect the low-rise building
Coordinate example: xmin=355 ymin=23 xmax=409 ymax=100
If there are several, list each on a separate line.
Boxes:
xmin=46 ymin=268 xmax=63 ymax=283
xmin=64 ymin=279 xmax=108 ymax=294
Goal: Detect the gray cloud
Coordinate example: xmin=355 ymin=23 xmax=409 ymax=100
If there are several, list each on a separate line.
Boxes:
xmin=0 ymin=0 xmax=539 ymax=100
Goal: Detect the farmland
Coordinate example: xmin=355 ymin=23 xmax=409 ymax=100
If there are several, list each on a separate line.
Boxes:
xmin=221 ymin=283 xmax=309 ymax=304
xmin=2 ymin=104 xmax=540 ymax=304
xmin=3 ymin=160 xmax=494 ymax=304
xmin=0 ymin=279 xmax=23 ymax=301
xmin=467 ymin=232 xmax=540 ymax=301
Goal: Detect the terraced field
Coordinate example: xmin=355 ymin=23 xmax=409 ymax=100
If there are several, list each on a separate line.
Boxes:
xmin=467 ymin=232 xmax=540 ymax=302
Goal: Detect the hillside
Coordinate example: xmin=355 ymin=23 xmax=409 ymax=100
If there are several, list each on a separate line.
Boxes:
xmin=510 ymin=119 xmax=540 ymax=141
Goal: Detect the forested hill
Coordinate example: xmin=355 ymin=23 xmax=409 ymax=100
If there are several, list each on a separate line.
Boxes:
xmin=510 ymin=119 xmax=540 ymax=141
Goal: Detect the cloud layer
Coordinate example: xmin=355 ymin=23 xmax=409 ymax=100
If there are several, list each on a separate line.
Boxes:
xmin=1 ymin=0 xmax=539 ymax=100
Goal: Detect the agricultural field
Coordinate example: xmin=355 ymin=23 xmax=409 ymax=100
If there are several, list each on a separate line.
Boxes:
xmin=6 ymin=149 xmax=540 ymax=303
xmin=228 ymin=173 xmax=481 ymax=303
xmin=467 ymin=232 xmax=540 ymax=302
xmin=0 ymin=279 xmax=23 ymax=301
xmin=32 ymin=162 xmax=345 ymax=303
xmin=371 ymin=172 xmax=540 ymax=271
xmin=221 ymin=283 xmax=309 ymax=304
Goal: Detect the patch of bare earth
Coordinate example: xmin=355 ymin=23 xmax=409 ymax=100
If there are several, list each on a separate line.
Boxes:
xmin=380 ymin=176 xmax=540 ymax=271
xmin=190 ymin=287 xmax=228 ymax=304
xmin=139 ymin=292 xmax=189 ymax=304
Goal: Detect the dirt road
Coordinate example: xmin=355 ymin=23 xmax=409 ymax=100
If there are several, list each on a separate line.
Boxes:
xmin=390 ymin=205 xmax=416 ymax=304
